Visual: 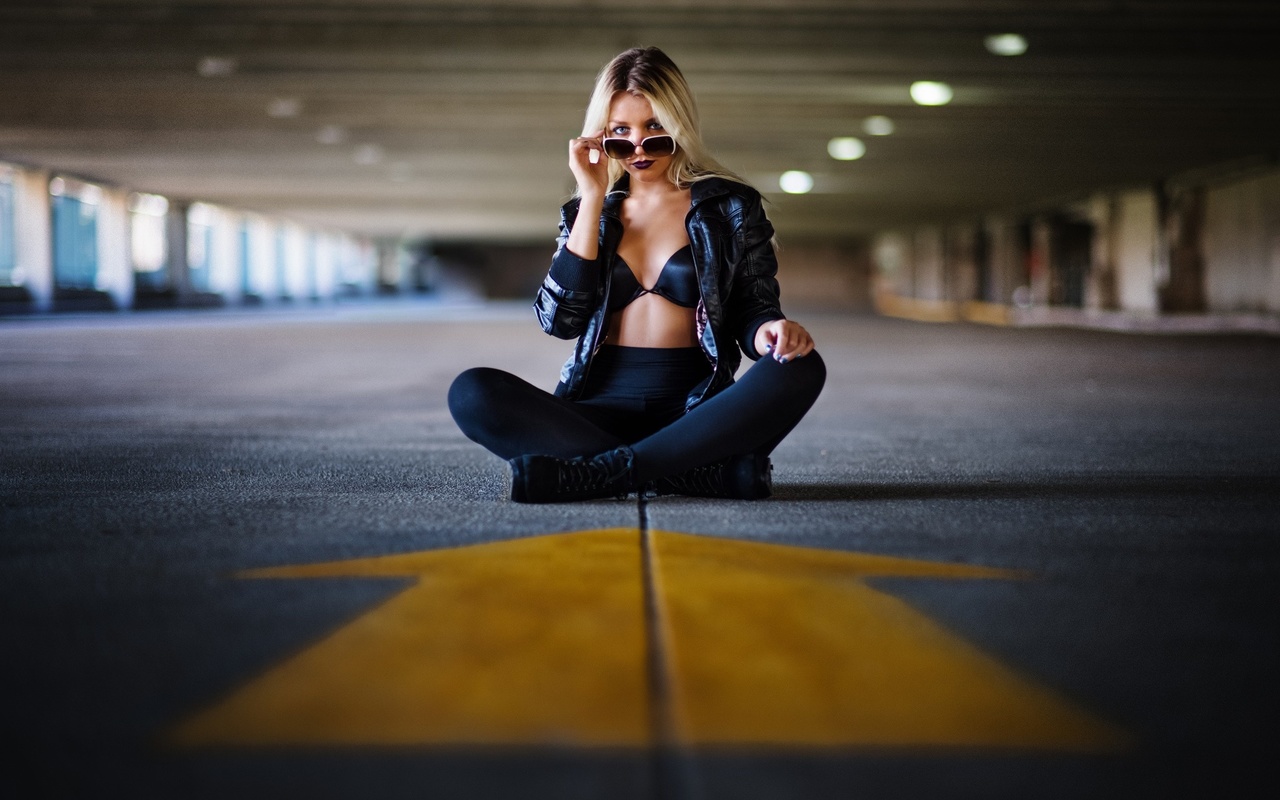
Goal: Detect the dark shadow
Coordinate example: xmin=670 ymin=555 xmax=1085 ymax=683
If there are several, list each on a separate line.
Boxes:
xmin=771 ymin=476 xmax=1280 ymax=503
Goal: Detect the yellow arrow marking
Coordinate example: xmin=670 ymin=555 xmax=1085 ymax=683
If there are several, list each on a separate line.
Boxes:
xmin=168 ymin=528 xmax=1131 ymax=751
xmin=169 ymin=529 xmax=649 ymax=746
xmin=651 ymin=531 xmax=1130 ymax=749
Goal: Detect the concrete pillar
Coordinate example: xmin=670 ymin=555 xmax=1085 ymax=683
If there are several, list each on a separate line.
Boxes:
xmin=1112 ymin=189 xmax=1159 ymax=313
xmin=280 ymin=222 xmax=309 ymax=300
xmin=982 ymin=216 xmax=1026 ymax=305
xmin=912 ymin=227 xmax=945 ymax=301
xmin=376 ymin=237 xmax=403 ymax=293
xmin=871 ymin=231 xmax=911 ymax=299
xmin=1084 ymin=194 xmax=1118 ymax=311
xmin=1028 ymin=218 xmax=1052 ymax=306
xmin=165 ymin=201 xmax=191 ymax=303
xmin=95 ymin=185 xmax=133 ymax=310
xmin=1159 ymin=186 xmax=1207 ymax=312
xmin=313 ymin=231 xmax=338 ymax=301
xmin=944 ymin=224 xmax=979 ymax=303
xmin=243 ymin=215 xmax=279 ymax=299
xmin=13 ymin=166 xmax=53 ymax=311
xmin=208 ymin=205 xmax=244 ymax=305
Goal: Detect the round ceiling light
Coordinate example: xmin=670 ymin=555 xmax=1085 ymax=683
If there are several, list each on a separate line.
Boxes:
xmin=862 ymin=116 xmax=895 ymax=136
xmin=827 ymin=137 xmax=866 ymax=161
xmin=779 ymin=170 xmax=814 ymax=194
xmin=984 ymin=33 xmax=1028 ymax=56
xmin=909 ymin=81 xmax=954 ymax=106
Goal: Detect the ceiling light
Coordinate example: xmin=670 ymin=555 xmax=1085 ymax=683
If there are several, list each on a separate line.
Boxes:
xmin=316 ymin=125 xmax=347 ymax=145
xmin=862 ymin=115 xmax=895 ymax=136
xmin=779 ymin=170 xmax=814 ymax=194
xmin=909 ymin=81 xmax=953 ymax=106
xmin=197 ymin=56 xmax=237 ymax=78
xmin=827 ymin=137 xmax=866 ymax=161
xmin=267 ymin=97 xmax=302 ymax=118
xmin=984 ymin=33 xmax=1028 ymax=56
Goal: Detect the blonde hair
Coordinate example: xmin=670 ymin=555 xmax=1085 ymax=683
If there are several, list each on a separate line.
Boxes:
xmin=579 ymin=47 xmax=744 ymax=194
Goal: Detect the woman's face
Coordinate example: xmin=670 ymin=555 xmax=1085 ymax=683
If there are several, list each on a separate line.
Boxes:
xmin=606 ymin=92 xmax=674 ymax=182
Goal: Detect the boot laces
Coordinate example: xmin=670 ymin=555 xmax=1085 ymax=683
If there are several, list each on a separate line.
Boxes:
xmin=557 ymin=450 xmax=631 ymax=498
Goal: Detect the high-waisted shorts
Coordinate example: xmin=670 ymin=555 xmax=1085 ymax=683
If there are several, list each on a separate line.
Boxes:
xmin=571 ymin=345 xmax=712 ymax=441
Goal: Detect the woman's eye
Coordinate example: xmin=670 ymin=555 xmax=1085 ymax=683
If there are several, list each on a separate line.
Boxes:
xmin=647 ymin=122 xmax=664 ymax=131
xmin=611 ymin=127 xmax=628 ymax=136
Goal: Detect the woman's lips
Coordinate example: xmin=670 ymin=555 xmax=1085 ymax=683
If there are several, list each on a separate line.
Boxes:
xmin=632 ymin=159 xmax=654 ymax=169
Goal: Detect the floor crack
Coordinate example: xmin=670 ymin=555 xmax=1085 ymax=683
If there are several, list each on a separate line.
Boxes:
xmin=639 ymin=495 xmax=699 ymax=800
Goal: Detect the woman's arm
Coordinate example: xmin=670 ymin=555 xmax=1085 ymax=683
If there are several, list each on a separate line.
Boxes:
xmin=533 ymin=134 xmax=612 ymax=339
xmin=535 ymin=203 xmax=601 ymax=339
xmin=725 ymin=191 xmax=786 ymax=358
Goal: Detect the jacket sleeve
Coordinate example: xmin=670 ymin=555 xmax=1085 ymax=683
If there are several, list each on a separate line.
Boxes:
xmin=534 ymin=200 xmax=602 ymax=340
xmin=725 ymin=190 xmax=785 ymax=359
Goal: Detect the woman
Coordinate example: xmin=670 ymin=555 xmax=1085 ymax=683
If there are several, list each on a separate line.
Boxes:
xmin=449 ymin=46 xmax=825 ymax=503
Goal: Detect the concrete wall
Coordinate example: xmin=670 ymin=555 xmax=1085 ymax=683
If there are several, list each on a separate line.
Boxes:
xmin=773 ymin=241 xmax=870 ymax=312
xmin=1204 ymin=168 xmax=1280 ymax=313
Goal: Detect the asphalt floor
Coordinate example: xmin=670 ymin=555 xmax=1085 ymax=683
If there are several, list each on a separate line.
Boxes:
xmin=2 ymin=298 xmax=1278 ymax=799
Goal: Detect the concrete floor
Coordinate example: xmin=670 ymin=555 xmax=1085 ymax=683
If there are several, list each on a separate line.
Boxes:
xmin=2 ymin=299 xmax=1278 ymax=799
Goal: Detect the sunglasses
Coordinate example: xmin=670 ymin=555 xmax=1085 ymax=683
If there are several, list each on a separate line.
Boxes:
xmin=602 ymin=135 xmax=677 ymax=160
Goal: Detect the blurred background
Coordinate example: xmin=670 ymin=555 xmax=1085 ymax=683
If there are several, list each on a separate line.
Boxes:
xmin=1 ymin=0 xmax=1277 ymax=323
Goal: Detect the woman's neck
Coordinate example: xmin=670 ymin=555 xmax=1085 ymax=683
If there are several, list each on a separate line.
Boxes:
xmin=626 ymin=172 xmax=681 ymax=203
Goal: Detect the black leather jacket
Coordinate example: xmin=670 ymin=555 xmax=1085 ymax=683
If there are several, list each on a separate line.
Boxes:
xmin=534 ymin=175 xmax=785 ymax=412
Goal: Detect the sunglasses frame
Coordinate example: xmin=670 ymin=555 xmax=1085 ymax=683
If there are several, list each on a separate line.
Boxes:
xmin=601 ymin=134 xmax=677 ymax=160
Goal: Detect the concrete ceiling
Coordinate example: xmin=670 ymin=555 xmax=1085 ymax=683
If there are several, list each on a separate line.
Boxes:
xmin=2 ymin=1 xmax=1278 ymax=243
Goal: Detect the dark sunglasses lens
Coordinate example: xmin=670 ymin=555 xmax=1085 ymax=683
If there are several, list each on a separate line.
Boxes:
xmin=603 ymin=139 xmax=635 ymax=159
xmin=643 ymin=136 xmax=675 ymax=157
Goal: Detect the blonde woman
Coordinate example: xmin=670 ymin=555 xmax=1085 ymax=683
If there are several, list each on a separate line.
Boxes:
xmin=449 ymin=47 xmax=825 ymax=503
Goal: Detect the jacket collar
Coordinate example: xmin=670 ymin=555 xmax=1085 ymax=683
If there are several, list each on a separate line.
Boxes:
xmin=601 ymin=173 xmax=737 ymax=218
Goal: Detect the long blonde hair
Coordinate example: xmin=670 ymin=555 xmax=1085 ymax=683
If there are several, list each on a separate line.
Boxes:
xmin=579 ymin=47 xmax=743 ymax=194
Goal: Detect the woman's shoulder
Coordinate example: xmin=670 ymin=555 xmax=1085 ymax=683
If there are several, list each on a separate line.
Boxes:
xmin=691 ymin=176 xmax=760 ymax=204
xmin=690 ymin=178 xmax=768 ymax=226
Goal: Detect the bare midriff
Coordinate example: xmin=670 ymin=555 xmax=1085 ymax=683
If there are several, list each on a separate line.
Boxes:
xmin=605 ymin=293 xmax=698 ymax=348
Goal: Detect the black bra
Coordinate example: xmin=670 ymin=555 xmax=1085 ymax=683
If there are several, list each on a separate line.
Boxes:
xmin=608 ymin=244 xmax=699 ymax=312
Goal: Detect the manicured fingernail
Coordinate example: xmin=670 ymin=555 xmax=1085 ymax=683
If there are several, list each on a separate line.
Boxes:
xmin=779 ymin=356 xmax=788 ymax=364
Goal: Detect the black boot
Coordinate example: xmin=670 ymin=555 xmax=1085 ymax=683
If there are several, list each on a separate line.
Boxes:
xmin=649 ymin=454 xmax=773 ymax=500
xmin=509 ymin=446 xmax=637 ymax=504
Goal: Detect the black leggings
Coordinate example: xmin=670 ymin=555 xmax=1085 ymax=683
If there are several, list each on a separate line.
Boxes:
xmin=448 ymin=345 xmax=826 ymax=484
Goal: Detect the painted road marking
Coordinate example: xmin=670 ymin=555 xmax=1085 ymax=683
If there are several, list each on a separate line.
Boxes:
xmin=170 ymin=529 xmax=648 ymax=746
xmin=169 ymin=529 xmax=1131 ymax=750
xmin=652 ymin=531 xmax=1129 ymax=749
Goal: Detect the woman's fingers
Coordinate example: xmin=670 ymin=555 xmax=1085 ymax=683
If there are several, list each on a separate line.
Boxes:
xmin=568 ymin=131 xmax=607 ymax=191
xmin=570 ymin=130 xmax=605 ymax=162
xmin=756 ymin=320 xmax=816 ymax=363
xmin=771 ymin=321 xmax=814 ymax=363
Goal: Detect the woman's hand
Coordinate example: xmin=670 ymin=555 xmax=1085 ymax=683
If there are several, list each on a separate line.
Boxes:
xmin=754 ymin=319 xmax=815 ymax=363
xmin=569 ymin=130 xmax=608 ymax=199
